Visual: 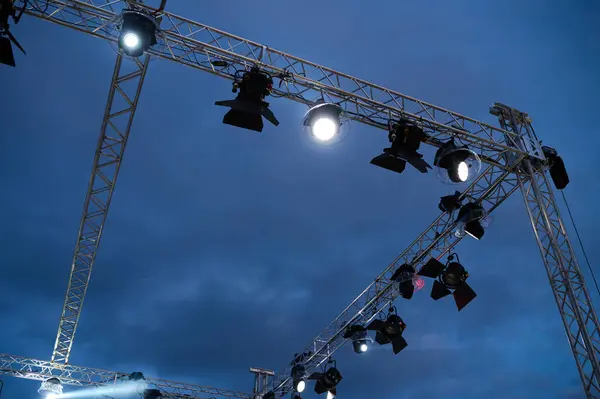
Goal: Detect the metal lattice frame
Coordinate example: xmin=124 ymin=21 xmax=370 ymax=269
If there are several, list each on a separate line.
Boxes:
xmin=2 ymin=1 xmax=597 ymax=398
xmin=51 ymin=53 xmax=150 ymax=364
xmin=0 ymin=353 xmax=251 ymax=399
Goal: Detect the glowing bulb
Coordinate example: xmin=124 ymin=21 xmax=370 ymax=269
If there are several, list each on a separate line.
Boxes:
xmin=296 ymin=380 xmax=306 ymax=393
xmin=123 ymin=32 xmax=140 ymax=49
xmin=360 ymin=343 xmax=368 ymax=352
xmin=311 ymin=117 xmax=337 ymax=141
xmin=457 ymin=161 xmax=469 ymax=182
xmin=326 ymin=391 xmax=336 ymax=399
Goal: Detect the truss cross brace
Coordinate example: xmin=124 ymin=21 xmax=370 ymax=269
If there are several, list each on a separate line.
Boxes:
xmin=51 ymin=53 xmax=150 ymax=364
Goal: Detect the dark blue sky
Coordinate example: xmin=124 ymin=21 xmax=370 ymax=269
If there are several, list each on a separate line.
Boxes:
xmin=1 ymin=0 xmax=599 ymax=398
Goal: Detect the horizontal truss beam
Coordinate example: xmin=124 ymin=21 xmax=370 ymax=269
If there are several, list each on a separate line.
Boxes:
xmin=0 ymin=353 xmax=252 ymax=399
xmin=16 ymin=0 xmax=539 ymax=168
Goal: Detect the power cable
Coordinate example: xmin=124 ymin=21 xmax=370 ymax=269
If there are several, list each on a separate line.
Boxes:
xmin=560 ymin=190 xmax=600 ymax=296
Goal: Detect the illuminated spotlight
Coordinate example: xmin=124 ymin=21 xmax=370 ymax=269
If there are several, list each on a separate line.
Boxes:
xmin=343 ymin=325 xmax=370 ymax=354
xmin=118 ymin=9 xmax=158 ymax=57
xmin=366 ymin=307 xmax=408 ymax=354
xmin=433 ymin=138 xmax=481 ymax=184
xmin=215 ymin=67 xmax=279 ymax=132
xmin=542 ymin=146 xmax=569 ymax=190
xmin=455 ymin=202 xmax=489 ymax=240
xmin=308 ymin=360 xmax=342 ymax=398
xmin=38 ymin=378 xmax=63 ymax=399
xmin=370 ymin=119 xmax=431 ymax=174
xmin=302 ymin=102 xmax=348 ymax=144
xmin=417 ymin=254 xmax=477 ymax=311
xmin=291 ymin=365 xmax=306 ymax=393
xmin=0 ymin=0 xmax=26 ymax=67
xmin=438 ymin=190 xmax=463 ymax=213
xmin=142 ymin=388 xmax=162 ymax=399
xmin=390 ymin=263 xmax=417 ymax=299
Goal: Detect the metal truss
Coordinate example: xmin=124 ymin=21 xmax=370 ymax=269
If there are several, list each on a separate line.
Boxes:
xmin=495 ymin=106 xmax=600 ymax=398
xmin=16 ymin=0 xmax=537 ymax=167
xmin=51 ymin=52 xmax=150 ymax=364
xmin=0 ymin=353 xmax=252 ymax=399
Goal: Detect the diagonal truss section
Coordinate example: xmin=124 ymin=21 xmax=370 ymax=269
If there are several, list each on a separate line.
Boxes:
xmin=51 ymin=53 xmax=150 ymax=364
xmin=266 ymin=150 xmax=525 ymax=397
xmin=495 ymin=106 xmax=600 ymax=399
xmin=17 ymin=0 xmax=534 ymax=165
xmin=0 ymin=353 xmax=252 ymax=399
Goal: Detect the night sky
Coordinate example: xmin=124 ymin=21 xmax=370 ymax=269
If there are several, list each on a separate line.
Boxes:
xmin=1 ymin=1 xmax=599 ymax=398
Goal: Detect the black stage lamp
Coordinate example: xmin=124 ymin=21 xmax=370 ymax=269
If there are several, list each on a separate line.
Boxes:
xmin=371 ymin=119 xmax=431 ymax=174
xmin=439 ymin=191 xmax=463 ymax=213
xmin=143 ymin=389 xmax=162 ymax=399
xmin=434 ymin=138 xmax=481 ymax=184
xmin=0 ymin=0 xmax=26 ymax=67
xmin=417 ymin=254 xmax=476 ymax=311
xmin=308 ymin=361 xmax=342 ymax=397
xmin=390 ymin=263 xmax=417 ymax=299
xmin=542 ymin=146 xmax=569 ymax=190
xmin=118 ymin=9 xmax=158 ymax=57
xmin=366 ymin=307 xmax=408 ymax=354
xmin=291 ymin=365 xmax=306 ymax=393
xmin=215 ymin=67 xmax=279 ymax=132
xmin=455 ymin=202 xmax=487 ymax=240
xmin=343 ymin=325 xmax=369 ymax=353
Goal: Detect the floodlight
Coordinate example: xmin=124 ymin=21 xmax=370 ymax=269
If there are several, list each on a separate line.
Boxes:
xmin=215 ymin=67 xmax=279 ymax=132
xmin=263 ymin=391 xmax=275 ymax=399
xmin=143 ymin=389 xmax=162 ymax=399
xmin=439 ymin=190 xmax=463 ymax=213
xmin=302 ymin=102 xmax=346 ymax=143
xmin=308 ymin=362 xmax=342 ymax=397
xmin=118 ymin=10 xmax=158 ymax=57
xmin=343 ymin=325 xmax=369 ymax=354
xmin=542 ymin=146 xmax=569 ymax=190
xmin=417 ymin=254 xmax=477 ymax=311
xmin=366 ymin=308 xmax=408 ymax=354
xmin=390 ymin=263 xmax=417 ymax=299
xmin=0 ymin=0 xmax=26 ymax=67
xmin=434 ymin=139 xmax=481 ymax=184
xmin=291 ymin=365 xmax=306 ymax=393
xmin=455 ymin=202 xmax=488 ymax=240
xmin=371 ymin=119 xmax=431 ymax=174
xmin=38 ymin=378 xmax=63 ymax=398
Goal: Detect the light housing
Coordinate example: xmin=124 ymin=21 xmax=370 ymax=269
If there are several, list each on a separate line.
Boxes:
xmin=118 ymin=10 xmax=158 ymax=57
xmin=143 ymin=389 xmax=162 ymax=399
xmin=302 ymin=102 xmax=347 ymax=143
xmin=0 ymin=2 xmax=26 ymax=67
xmin=308 ymin=364 xmax=342 ymax=397
xmin=343 ymin=325 xmax=369 ymax=354
xmin=38 ymin=378 xmax=63 ymax=399
xmin=434 ymin=139 xmax=481 ymax=184
xmin=291 ymin=365 xmax=306 ymax=393
xmin=455 ymin=202 xmax=488 ymax=240
xmin=390 ymin=263 xmax=417 ymax=299
xmin=438 ymin=191 xmax=463 ymax=213
xmin=215 ymin=67 xmax=279 ymax=132
xmin=542 ymin=146 xmax=569 ymax=190
xmin=417 ymin=255 xmax=477 ymax=311
xmin=366 ymin=312 xmax=408 ymax=354
xmin=371 ymin=119 xmax=431 ymax=174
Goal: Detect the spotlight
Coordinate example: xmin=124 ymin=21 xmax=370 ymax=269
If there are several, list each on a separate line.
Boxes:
xmin=38 ymin=378 xmax=63 ymax=399
xmin=542 ymin=146 xmax=569 ymax=190
xmin=390 ymin=263 xmax=417 ymax=299
xmin=455 ymin=202 xmax=487 ymax=240
xmin=263 ymin=391 xmax=275 ymax=399
xmin=417 ymin=254 xmax=477 ymax=311
xmin=118 ymin=10 xmax=158 ymax=57
xmin=302 ymin=102 xmax=346 ymax=143
xmin=366 ymin=307 xmax=408 ymax=354
xmin=438 ymin=190 xmax=463 ymax=213
xmin=215 ymin=67 xmax=279 ymax=132
xmin=371 ymin=119 xmax=431 ymax=174
xmin=308 ymin=361 xmax=342 ymax=397
xmin=433 ymin=138 xmax=481 ymax=184
xmin=291 ymin=365 xmax=306 ymax=393
xmin=343 ymin=325 xmax=370 ymax=353
xmin=0 ymin=0 xmax=26 ymax=67
xmin=143 ymin=389 xmax=162 ymax=399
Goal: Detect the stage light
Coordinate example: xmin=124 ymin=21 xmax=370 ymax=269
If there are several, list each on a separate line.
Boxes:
xmin=371 ymin=119 xmax=431 ymax=174
xmin=455 ymin=202 xmax=488 ymax=240
xmin=38 ymin=378 xmax=63 ymax=399
xmin=308 ymin=361 xmax=342 ymax=397
xmin=366 ymin=307 xmax=408 ymax=354
xmin=343 ymin=325 xmax=370 ymax=354
xmin=439 ymin=190 xmax=463 ymax=213
xmin=542 ymin=146 xmax=569 ymax=190
xmin=302 ymin=102 xmax=346 ymax=143
xmin=0 ymin=0 xmax=26 ymax=67
xmin=417 ymin=254 xmax=477 ymax=311
xmin=291 ymin=365 xmax=306 ymax=393
xmin=433 ymin=139 xmax=481 ymax=184
xmin=215 ymin=67 xmax=279 ymax=132
xmin=118 ymin=10 xmax=158 ymax=57
xmin=263 ymin=391 xmax=275 ymax=399
xmin=390 ymin=263 xmax=417 ymax=299
xmin=143 ymin=389 xmax=162 ymax=399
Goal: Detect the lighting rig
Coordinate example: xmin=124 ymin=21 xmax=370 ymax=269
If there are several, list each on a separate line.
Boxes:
xmin=2 ymin=1 xmax=598 ymax=399
xmin=0 ymin=0 xmax=26 ymax=66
